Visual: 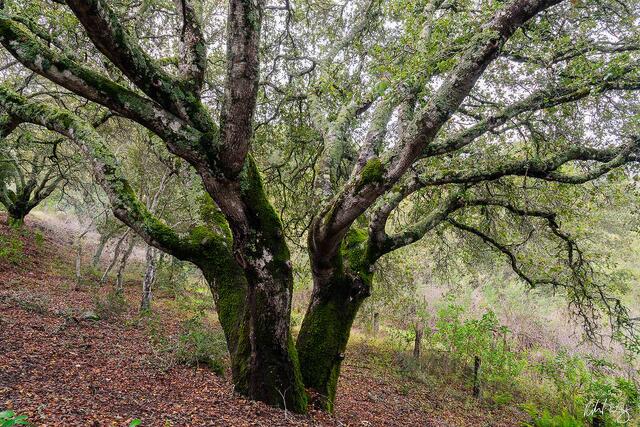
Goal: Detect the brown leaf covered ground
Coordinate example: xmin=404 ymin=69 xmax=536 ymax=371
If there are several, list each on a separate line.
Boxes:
xmin=0 ymin=214 xmax=528 ymax=426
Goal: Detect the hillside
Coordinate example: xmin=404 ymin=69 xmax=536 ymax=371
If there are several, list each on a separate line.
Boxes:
xmin=0 ymin=214 xmax=528 ymax=426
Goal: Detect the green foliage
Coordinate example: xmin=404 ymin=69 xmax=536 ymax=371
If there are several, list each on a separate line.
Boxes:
xmin=174 ymin=314 xmax=227 ymax=374
xmin=148 ymin=312 xmax=227 ymax=375
xmin=93 ymin=290 xmax=127 ymax=319
xmin=155 ymin=257 xmax=192 ymax=297
xmin=290 ymin=309 xmax=304 ymax=328
xmin=523 ymin=406 xmax=584 ymax=427
xmin=535 ymin=352 xmax=640 ymax=425
xmin=433 ymin=305 xmax=526 ymax=390
xmin=357 ymin=158 xmax=384 ymax=190
xmin=0 ymin=233 xmax=23 ymax=265
xmin=0 ymin=411 xmax=30 ymax=427
xmin=33 ymin=231 xmax=44 ymax=248
xmin=129 ymin=419 xmax=141 ymax=427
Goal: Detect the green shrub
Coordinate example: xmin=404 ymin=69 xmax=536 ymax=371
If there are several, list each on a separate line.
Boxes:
xmin=173 ymin=314 xmax=227 ymax=374
xmin=155 ymin=257 xmax=192 ymax=297
xmin=94 ymin=290 xmax=127 ymax=319
xmin=535 ymin=352 xmax=640 ymax=425
xmin=432 ymin=305 xmax=527 ymax=392
xmin=33 ymin=231 xmax=44 ymax=248
xmin=0 ymin=410 xmax=30 ymax=427
xmin=0 ymin=234 xmax=23 ymax=265
xmin=290 ymin=309 xmax=304 ymax=328
xmin=523 ymin=406 xmax=584 ymax=427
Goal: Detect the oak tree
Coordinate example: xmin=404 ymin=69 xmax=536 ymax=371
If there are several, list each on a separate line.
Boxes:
xmin=0 ymin=0 xmax=638 ymax=412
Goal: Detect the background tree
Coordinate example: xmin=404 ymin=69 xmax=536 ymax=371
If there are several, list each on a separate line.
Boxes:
xmin=0 ymin=132 xmax=69 ymax=227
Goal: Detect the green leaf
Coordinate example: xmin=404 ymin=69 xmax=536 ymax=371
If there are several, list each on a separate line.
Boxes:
xmin=0 ymin=411 xmax=15 ymax=420
xmin=129 ymin=419 xmax=142 ymax=427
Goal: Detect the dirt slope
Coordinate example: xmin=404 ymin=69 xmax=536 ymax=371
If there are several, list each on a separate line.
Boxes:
xmin=0 ymin=214 xmax=527 ymax=426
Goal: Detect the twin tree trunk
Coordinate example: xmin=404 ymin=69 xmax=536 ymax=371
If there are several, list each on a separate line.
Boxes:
xmin=187 ymin=164 xmax=370 ymax=413
xmin=200 ymin=244 xmax=367 ymax=413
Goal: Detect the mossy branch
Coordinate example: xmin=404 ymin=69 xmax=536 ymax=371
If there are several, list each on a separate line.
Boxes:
xmin=0 ymin=84 xmax=229 ymax=262
xmin=0 ymin=13 xmax=207 ymax=164
xmin=64 ymin=0 xmax=212 ymax=129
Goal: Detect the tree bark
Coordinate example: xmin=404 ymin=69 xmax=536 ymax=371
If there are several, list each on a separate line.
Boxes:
xmin=413 ymin=324 xmax=423 ymax=359
xmin=115 ymin=236 xmax=135 ymax=294
xmin=297 ymin=226 xmax=374 ymax=411
xmin=92 ymin=232 xmax=111 ymax=268
xmin=101 ymin=230 xmax=129 ymax=285
xmin=372 ymin=312 xmax=380 ymax=337
xmin=191 ymin=160 xmax=308 ymax=413
xmin=75 ymin=238 xmax=82 ymax=289
xmin=6 ymin=212 xmax=25 ymax=228
xmin=297 ymin=283 xmax=368 ymax=411
xmin=472 ymin=355 xmax=481 ymax=398
xmin=297 ymin=266 xmax=371 ymax=410
xmin=6 ymin=205 xmax=28 ymax=228
xmin=198 ymin=246 xmax=308 ymax=413
xmin=140 ymin=245 xmax=157 ymax=312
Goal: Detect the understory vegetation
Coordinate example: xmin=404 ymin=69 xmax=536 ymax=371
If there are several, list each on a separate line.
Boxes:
xmin=1 ymin=212 xmax=639 ymax=425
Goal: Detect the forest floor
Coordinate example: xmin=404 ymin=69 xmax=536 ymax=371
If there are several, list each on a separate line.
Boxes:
xmin=0 ymin=214 xmax=529 ymax=426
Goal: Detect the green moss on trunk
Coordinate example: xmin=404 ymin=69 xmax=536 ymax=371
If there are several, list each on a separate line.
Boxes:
xmin=297 ymin=293 xmax=363 ymax=411
xmin=7 ymin=214 xmax=25 ymax=228
xmin=298 ymin=226 xmax=374 ymax=411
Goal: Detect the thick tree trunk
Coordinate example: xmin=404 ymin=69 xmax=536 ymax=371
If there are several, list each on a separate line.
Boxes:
xmin=6 ymin=214 xmax=24 ymax=228
xmin=140 ymin=246 xmax=156 ymax=312
xmin=199 ymin=251 xmax=307 ymax=413
xmin=6 ymin=208 xmax=27 ymax=228
xmin=196 ymin=160 xmax=308 ymax=413
xmin=296 ymin=274 xmax=370 ymax=411
xmin=297 ymin=225 xmax=374 ymax=411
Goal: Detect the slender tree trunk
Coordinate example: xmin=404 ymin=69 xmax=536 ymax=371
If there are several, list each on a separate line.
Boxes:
xmin=71 ymin=222 xmax=96 ymax=290
xmin=472 ymin=355 xmax=481 ymax=398
xmin=140 ymin=245 xmax=157 ymax=312
xmin=372 ymin=312 xmax=380 ymax=337
xmin=115 ymin=236 xmax=135 ymax=294
xmin=92 ymin=233 xmax=111 ymax=268
xmin=75 ymin=240 xmax=83 ymax=289
xmin=101 ymin=230 xmax=129 ymax=284
xmin=413 ymin=323 xmax=423 ymax=359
